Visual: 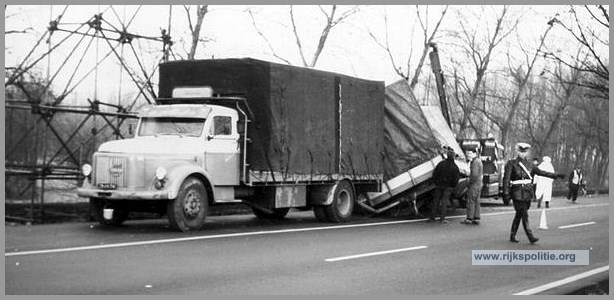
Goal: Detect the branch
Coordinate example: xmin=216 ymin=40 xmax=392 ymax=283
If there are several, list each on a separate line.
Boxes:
xmin=585 ymin=5 xmax=609 ymax=28
xmin=289 ymin=6 xmax=309 ymax=66
xmin=5 ymin=28 xmax=33 ymax=34
xmin=409 ymin=5 xmax=448 ymax=89
xmin=247 ymin=8 xmax=292 ymax=65
xmin=187 ymin=5 xmax=208 ymax=60
xmin=331 ymin=5 xmax=359 ymax=27
xmin=183 ymin=5 xmax=194 ymax=33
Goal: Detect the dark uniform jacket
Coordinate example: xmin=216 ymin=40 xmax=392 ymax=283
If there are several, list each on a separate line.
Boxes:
xmin=433 ymin=156 xmax=460 ymax=188
xmin=503 ymin=157 xmax=559 ymax=202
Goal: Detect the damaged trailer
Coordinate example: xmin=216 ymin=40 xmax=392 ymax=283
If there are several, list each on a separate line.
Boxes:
xmin=77 ymin=58 xmax=468 ymax=231
xmin=357 ymin=80 xmax=469 ymax=214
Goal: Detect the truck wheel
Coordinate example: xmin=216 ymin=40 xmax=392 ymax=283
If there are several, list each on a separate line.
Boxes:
xmin=322 ymin=180 xmax=355 ymax=223
xmin=252 ymin=207 xmax=290 ymax=220
xmin=167 ymin=177 xmax=208 ymax=232
xmin=90 ymin=198 xmax=130 ymax=226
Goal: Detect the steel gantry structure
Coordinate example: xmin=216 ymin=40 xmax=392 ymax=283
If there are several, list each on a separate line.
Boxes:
xmin=5 ymin=5 xmax=175 ymax=222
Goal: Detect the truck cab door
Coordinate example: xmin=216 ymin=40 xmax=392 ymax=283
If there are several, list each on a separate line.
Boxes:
xmin=204 ymin=112 xmax=240 ymax=186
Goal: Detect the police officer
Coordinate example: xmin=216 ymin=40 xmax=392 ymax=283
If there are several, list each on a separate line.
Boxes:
xmin=503 ymin=143 xmax=563 ymax=244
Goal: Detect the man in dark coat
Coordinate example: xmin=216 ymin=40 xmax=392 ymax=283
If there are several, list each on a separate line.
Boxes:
xmin=429 ymin=146 xmax=461 ymax=224
xmin=503 ymin=142 xmax=564 ymax=244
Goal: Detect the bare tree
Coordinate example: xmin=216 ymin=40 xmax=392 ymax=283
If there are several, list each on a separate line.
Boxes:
xmin=542 ymin=5 xmax=609 ymax=188
xmin=184 ymin=5 xmax=209 ymax=60
xmin=502 ymin=24 xmax=554 ymax=149
xmin=449 ymin=6 xmax=520 ymax=138
xmin=368 ymin=5 xmax=448 ymax=89
xmin=524 ymin=53 xmax=581 ymax=156
xmin=544 ymin=5 xmax=608 ymax=100
xmin=248 ymin=5 xmax=359 ymax=67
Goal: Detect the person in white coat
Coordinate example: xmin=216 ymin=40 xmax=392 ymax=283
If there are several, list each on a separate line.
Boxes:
xmin=535 ymin=156 xmax=555 ymax=208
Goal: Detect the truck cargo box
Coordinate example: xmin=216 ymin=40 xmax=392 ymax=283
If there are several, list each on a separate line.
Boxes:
xmin=158 ymin=58 xmax=385 ymax=182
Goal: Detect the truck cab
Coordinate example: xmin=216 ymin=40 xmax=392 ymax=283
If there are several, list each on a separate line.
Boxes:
xmin=77 ymin=87 xmax=246 ymax=231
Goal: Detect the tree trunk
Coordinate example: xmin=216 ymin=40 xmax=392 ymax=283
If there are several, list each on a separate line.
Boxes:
xmin=187 ymin=5 xmax=208 ymax=60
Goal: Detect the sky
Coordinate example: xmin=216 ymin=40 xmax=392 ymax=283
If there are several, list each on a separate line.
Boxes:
xmin=4 ymin=5 xmax=599 ymax=109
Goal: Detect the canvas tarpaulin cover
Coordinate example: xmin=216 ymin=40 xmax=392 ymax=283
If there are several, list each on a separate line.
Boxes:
xmin=383 ymin=80 xmax=465 ymax=180
xmin=158 ymin=58 xmax=385 ymax=179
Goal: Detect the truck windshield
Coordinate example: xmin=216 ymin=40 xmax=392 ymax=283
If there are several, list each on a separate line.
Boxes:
xmin=138 ymin=117 xmax=205 ymax=137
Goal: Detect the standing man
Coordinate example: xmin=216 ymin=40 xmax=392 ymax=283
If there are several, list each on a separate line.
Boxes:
xmin=430 ymin=146 xmax=461 ymax=224
xmin=567 ymin=166 xmax=583 ymax=203
xmin=462 ymin=148 xmax=483 ymax=225
xmin=503 ymin=143 xmax=563 ymax=244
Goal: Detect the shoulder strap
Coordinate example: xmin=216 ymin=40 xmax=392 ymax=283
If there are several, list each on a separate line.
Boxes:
xmin=518 ymin=160 xmax=533 ymax=180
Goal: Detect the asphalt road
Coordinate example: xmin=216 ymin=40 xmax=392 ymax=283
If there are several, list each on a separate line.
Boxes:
xmin=4 ymin=195 xmax=609 ymax=295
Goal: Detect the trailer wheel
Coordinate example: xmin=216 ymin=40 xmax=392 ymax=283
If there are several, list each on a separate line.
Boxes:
xmin=90 ymin=198 xmax=130 ymax=226
xmin=322 ymin=180 xmax=355 ymax=222
xmin=252 ymin=207 xmax=291 ymax=220
xmin=167 ymin=177 xmax=208 ymax=232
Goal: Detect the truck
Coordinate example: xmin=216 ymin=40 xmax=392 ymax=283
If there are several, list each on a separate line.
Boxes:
xmin=77 ymin=58 xmax=468 ymax=231
xmin=458 ymin=137 xmax=507 ymax=204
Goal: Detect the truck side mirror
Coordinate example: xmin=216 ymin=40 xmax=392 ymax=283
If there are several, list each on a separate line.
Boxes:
xmin=207 ymin=134 xmax=214 ymax=141
xmin=128 ymin=123 xmax=134 ymax=136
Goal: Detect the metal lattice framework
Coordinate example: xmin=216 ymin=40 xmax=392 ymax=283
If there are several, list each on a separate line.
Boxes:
xmin=5 ymin=5 xmax=175 ymax=222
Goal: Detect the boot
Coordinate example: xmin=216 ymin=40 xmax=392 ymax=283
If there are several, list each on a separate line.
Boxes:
xmin=510 ymin=233 xmax=519 ymax=243
xmin=528 ymin=235 xmax=539 ymax=244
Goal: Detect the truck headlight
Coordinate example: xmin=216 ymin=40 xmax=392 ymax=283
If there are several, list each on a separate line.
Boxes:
xmin=155 ymin=167 xmax=167 ymax=181
xmin=155 ymin=167 xmax=167 ymax=189
xmin=82 ymin=164 xmax=92 ymax=177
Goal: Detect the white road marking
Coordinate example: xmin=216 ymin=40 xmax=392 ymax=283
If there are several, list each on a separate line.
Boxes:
xmin=513 ymin=265 xmax=609 ymax=295
xmin=325 ymin=246 xmax=427 ymax=262
xmin=5 ymin=202 xmax=609 ymax=257
xmin=3 ymin=220 xmax=435 ymax=257
xmin=558 ymin=222 xmax=596 ymax=229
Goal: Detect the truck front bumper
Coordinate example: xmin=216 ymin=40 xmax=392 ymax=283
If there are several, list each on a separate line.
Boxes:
xmin=77 ymin=186 xmax=174 ymax=200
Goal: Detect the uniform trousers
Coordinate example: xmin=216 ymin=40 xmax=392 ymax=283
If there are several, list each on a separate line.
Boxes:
xmin=511 ymin=199 xmax=534 ymax=238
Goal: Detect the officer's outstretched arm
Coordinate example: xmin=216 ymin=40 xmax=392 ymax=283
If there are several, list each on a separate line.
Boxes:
xmin=532 ymin=168 xmax=561 ymax=179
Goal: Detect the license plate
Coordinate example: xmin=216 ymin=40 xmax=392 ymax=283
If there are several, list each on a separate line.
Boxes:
xmin=97 ymin=183 xmax=117 ymax=190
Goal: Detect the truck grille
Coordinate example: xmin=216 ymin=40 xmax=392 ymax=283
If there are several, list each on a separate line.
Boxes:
xmin=95 ymin=156 xmax=128 ymax=188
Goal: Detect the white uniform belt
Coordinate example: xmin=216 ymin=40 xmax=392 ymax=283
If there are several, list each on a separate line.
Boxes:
xmin=511 ymin=179 xmax=532 ymax=185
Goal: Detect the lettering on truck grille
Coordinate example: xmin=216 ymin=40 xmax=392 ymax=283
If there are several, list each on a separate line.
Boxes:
xmin=95 ymin=156 xmax=127 ymax=187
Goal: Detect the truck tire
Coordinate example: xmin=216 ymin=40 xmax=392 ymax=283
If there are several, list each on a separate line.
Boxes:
xmin=252 ymin=207 xmax=290 ymax=220
xmin=90 ymin=198 xmax=130 ymax=226
xmin=321 ymin=180 xmax=355 ymax=223
xmin=167 ymin=177 xmax=208 ymax=232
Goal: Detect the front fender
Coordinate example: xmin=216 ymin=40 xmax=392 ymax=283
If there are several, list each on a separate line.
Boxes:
xmin=166 ymin=165 xmax=215 ymax=200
